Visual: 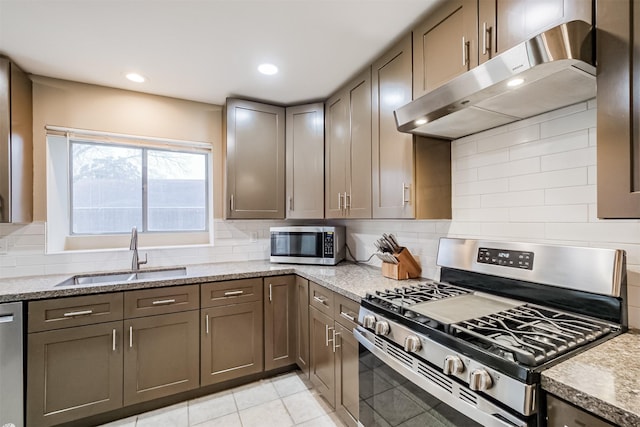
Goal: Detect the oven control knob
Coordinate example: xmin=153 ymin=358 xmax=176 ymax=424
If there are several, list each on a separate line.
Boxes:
xmin=403 ymin=335 xmax=422 ymax=353
xmin=374 ymin=320 xmax=390 ymax=336
xmin=362 ymin=314 xmax=376 ymax=329
xmin=469 ymin=369 xmax=493 ymax=391
xmin=443 ymin=355 xmax=465 ymax=375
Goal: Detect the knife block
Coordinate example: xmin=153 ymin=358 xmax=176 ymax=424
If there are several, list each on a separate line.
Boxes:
xmin=381 ymin=247 xmax=422 ymax=280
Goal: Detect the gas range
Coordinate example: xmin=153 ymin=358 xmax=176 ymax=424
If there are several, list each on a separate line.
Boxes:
xmin=355 ymin=238 xmax=626 ymax=426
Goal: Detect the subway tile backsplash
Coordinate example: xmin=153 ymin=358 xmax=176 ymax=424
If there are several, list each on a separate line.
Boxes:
xmin=0 ymin=100 xmax=639 ymax=328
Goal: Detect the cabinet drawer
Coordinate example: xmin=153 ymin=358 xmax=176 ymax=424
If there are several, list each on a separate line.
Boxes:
xmin=334 ymin=293 xmax=359 ymax=330
xmin=201 ymin=278 xmax=262 ymax=308
xmin=28 ymin=293 xmax=123 ymax=333
xmin=124 ymin=285 xmax=199 ymax=318
xmin=309 ymin=281 xmax=334 ymax=316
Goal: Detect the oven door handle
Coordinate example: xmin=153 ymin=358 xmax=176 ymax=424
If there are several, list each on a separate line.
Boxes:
xmin=353 ymin=327 xmax=528 ymax=427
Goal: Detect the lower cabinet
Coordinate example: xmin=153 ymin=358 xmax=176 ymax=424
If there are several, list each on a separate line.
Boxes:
xmin=27 ymin=321 xmax=124 ymax=427
xmin=295 ymin=276 xmax=310 ymax=377
xmin=334 ymin=321 xmax=359 ymax=426
xmin=264 ymin=275 xmax=297 ymax=370
xmin=310 ymin=306 xmax=337 ymax=407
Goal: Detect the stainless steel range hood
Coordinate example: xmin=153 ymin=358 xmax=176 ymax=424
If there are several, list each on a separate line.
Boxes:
xmin=394 ymin=20 xmax=595 ymax=139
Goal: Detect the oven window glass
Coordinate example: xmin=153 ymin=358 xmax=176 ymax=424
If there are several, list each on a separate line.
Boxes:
xmin=359 ymin=347 xmax=483 ymax=427
xmin=271 ymin=232 xmax=323 ymax=257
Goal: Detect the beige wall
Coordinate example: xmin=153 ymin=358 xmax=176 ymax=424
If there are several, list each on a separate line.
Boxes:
xmin=31 ymin=76 xmax=224 ymax=220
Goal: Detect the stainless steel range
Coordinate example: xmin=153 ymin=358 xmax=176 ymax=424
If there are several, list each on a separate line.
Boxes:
xmin=355 ymin=238 xmax=627 ymax=427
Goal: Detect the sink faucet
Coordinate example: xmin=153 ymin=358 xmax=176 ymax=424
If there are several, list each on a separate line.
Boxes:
xmin=129 ymin=226 xmax=148 ymax=271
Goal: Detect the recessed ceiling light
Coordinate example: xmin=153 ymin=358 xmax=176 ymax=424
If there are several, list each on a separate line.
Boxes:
xmin=507 ymin=78 xmax=524 ymax=87
xmin=258 ymin=63 xmax=278 ymax=75
xmin=126 ymin=73 xmax=146 ymax=83
xmin=415 ymin=119 xmax=427 ymax=125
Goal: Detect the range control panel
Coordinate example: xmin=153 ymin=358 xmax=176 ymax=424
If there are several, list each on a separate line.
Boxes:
xmin=323 ymin=232 xmax=334 ymax=257
xmin=477 ymin=247 xmax=534 ymax=270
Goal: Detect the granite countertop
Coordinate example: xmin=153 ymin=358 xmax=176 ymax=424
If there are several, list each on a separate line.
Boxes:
xmin=0 ymin=260 xmax=424 ymax=303
xmin=541 ymin=330 xmax=640 ymax=426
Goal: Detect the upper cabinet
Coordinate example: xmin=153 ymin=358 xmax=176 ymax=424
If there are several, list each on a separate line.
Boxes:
xmin=286 ymin=103 xmax=325 ymax=219
xmin=225 ymin=99 xmax=285 ymax=219
xmin=596 ymin=0 xmax=640 ymax=218
xmin=413 ymin=0 xmax=478 ymax=98
xmin=371 ymin=34 xmax=415 ymax=219
xmin=0 ymin=56 xmax=32 ymax=223
xmin=478 ymin=0 xmax=591 ymax=64
xmin=325 ymin=68 xmax=372 ymax=219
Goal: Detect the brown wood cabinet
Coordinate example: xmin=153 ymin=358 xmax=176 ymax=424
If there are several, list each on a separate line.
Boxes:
xmin=334 ymin=321 xmax=359 ymax=427
xmin=547 ymin=395 xmax=616 ymax=427
xmin=201 ymin=279 xmax=264 ymax=386
xmin=285 ymin=103 xmax=325 ymax=219
xmin=295 ymin=276 xmax=310 ymax=377
xmin=264 ymin=275 xmax=296 ymax=370
xmin=309 ymin=305 xmax=336 ymax=407
xmin=413 ymin=0 xmax=478 ymax=97
xmin=325 ymin=68 xmax=372 ymax=219
xmin=225 ymin=98 xmax=285 ymax=219
xmin=27 ymin=320 xmax=124 ymax=427
xmin=596 ymin=0 xmax=640 ymax=218
xmin=372 ymin=33 xmax=415 ymax=219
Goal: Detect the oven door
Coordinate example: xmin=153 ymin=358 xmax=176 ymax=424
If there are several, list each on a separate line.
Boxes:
xmin=355 ymin=327 xmax=531 ymax=427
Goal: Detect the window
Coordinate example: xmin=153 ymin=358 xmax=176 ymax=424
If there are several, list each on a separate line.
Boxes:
xmin=70 ymin=141 xmax=208 ymax=234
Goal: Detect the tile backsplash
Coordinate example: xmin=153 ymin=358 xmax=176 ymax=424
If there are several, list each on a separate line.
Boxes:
xmin=1 ymin=100 xmax=639 ymax=328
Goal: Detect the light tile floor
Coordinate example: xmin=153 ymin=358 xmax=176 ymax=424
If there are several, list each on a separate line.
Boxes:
xmin=99 ymin=371 xmax=345 ymax=427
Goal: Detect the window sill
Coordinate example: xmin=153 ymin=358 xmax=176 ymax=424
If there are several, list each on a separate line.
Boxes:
xmin=53 ymin=231 xmax=211 ymax=253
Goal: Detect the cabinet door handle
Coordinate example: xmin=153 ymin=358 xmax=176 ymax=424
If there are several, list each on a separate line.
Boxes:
xmin=112 ymin=329 xmax=117 ymax=352
xmin=337 ymin=192 xmax=343 ymax=211
xmin=332 ymin=330 xmax=341 ymax=353
xmin=129 ymin=326 xmax=133 ymax=348
xmin=483 ymin=22 xmax=492 ymax=56
xmin=344 ymin=192 xmax=351 ymax=209
xmin=482 ymin=22 xmax=488 ymax=55
xmin=152 ymin=298 xmax=176 ymax=305
xmin=325 ymin=324 xmax=335 ymax=347
xmin=402 ymin=182 xmax=411 ymax=207
xmin=289 ymin=197 xmax=293 ymax=211
xmin=63 ymin=309 xmax=93 ymax=317
xmin=313 ymin=295 xmax=327 ymax=305
xmin=230 ymin=194 xmax=235 ymax=211
xmin=269 ymin=284 xmax=273 ymax=302
xmin=224 ymin=290 xmax=244 ymax=296
xmin=462 ymin=36 xmax=469 ymax=67
xmin=340 ymin=311 xmax=356 ymax=323
xmin=205 ymin=314 xmax=209 ymax=335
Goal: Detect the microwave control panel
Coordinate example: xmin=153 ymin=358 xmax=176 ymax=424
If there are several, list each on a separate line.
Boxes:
xmin=477 ymin=247 xmax=534 ymax=270
xmin=323 ymin=232 xmax=335 ymax=257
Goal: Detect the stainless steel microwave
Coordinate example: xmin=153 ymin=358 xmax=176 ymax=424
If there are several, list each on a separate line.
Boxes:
xmin=270 ymin=226 xmax=345 ymax=265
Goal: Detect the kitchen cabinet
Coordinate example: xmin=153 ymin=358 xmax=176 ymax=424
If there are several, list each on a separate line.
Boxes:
xmin=415 ymin=137 xmax=452 ymax=219
xmin=596 ymin=0 xmax=640 ymax=218
xmin=413 ymin=0 xmax=478 ymax=98
xmin=27 ymin=293 xmax=125 ymax=427
xmin=325 ymin=68 xmax=372 ymax=218
xmin=225 ymin=98 xmax=285 ymax=219
xmin=201 ymin=279 xmax=264 ymax=385
xmin=285 ymin=103 xmax=324 ymax=219
xmin=0 ymin=56 xmax=32 ymax=223
xmin=264 ymin=275 xmax=296 ymax=370
xmin=547 ymin=395 xmax=616 ymax=427
xmin=478 ymin=0 xmax=591 ymax=64
xmin=371 ymin=34 xmax=414 ymax=218
xmin=309 ymin=306 xmax=336 ymax=407
xmin=333 ymin=294 xmax=360 ymax=427
xmin=295 ymin=276 xmax=310 ymax=377
xmin=123 ymin=286 xmax=200 ymax=405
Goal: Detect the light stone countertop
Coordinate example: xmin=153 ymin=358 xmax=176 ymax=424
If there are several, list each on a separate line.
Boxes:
xmin=0 ymin=260 xmax=426 ymax=303
xmin=541 ymin=330 xmax=640 ymax=426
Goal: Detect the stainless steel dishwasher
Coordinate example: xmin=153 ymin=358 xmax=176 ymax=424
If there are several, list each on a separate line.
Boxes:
xmin=0 ymin=302 xmax=23 ymax=427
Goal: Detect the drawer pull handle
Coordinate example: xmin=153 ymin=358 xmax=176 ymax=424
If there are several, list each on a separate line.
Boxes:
xmin=224 ymin=290 xmax=244 ymax=297
xmin=63 ymin=310 xmax=93 ymax=317
xmin=313 ymin=296 xmax=327 ymax=305
xmin=340 ymin=311 xmax=356 ymax=323
xmin=152 ymin=299 xmax=176 ymax=305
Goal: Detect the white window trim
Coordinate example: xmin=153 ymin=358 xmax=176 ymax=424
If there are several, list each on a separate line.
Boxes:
xmin=45 ymin=129 xmax=214 ymax=254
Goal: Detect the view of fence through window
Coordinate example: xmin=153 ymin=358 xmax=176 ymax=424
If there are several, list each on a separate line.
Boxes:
xmin=71 ymin=141 xmax=207 ymax=234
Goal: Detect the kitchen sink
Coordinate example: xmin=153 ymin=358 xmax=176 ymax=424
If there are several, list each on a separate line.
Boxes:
xmin=56 ymin=267 xmax=187 ymax=287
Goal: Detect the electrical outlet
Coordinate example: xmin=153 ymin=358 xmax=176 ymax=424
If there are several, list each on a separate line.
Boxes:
xmin=0 ymin=238 xmax=7 ymax=255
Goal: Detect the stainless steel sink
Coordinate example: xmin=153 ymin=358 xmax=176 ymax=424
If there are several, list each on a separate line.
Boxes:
xmin=56 ymin=267 xmax=187 ymax=287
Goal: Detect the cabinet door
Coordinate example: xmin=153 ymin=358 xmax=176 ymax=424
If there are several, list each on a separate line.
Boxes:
xmin=334 ymin=321 xmax=359 ymax=427
xmin=413 ymin=0 xmax=478 ymax=97
xmin=201 ymin=301 xmax=264 ymax=386
xmin=27 ymin=322 xmax=123 ymax=427
xmin=123 ymin=311 xmax=199 ymax=405
xmin=295 ymin=277 xmax=310 ymax=377
xmin=264 ymin=276 xmax=296 ymax=370
xmin=596 ymin=0 xmax=640 ymax=218
xmin=372 ymin=34 xmax=414 ymax=218
xmin=478 ymin=0 xmax=497 ymax=64
xmin=286 ymin=103 xmax=325 ymax=219
xmin=547 ymin=395 xmax=616 ymax=427
xmin=325 ymin=90 xmax=349 ymax=218
xmin=309 ymin=306 xmax=336 ymax=408
xmin=347 ymin=68 xmax=373 ymax=219
xmin=225 ymin=98 xmax=285 ymax=219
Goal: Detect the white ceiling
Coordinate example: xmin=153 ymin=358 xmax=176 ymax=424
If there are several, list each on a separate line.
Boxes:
xmin=0 ymin=0 xmax=444 ymax=106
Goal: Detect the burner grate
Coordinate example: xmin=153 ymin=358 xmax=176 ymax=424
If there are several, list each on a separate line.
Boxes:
xmin=366 ymin=281 xmax=470 ymax=313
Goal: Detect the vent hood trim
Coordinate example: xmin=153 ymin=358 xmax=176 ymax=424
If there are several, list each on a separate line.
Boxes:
xmin=394 ymin=20 xmax=595 ymax=140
